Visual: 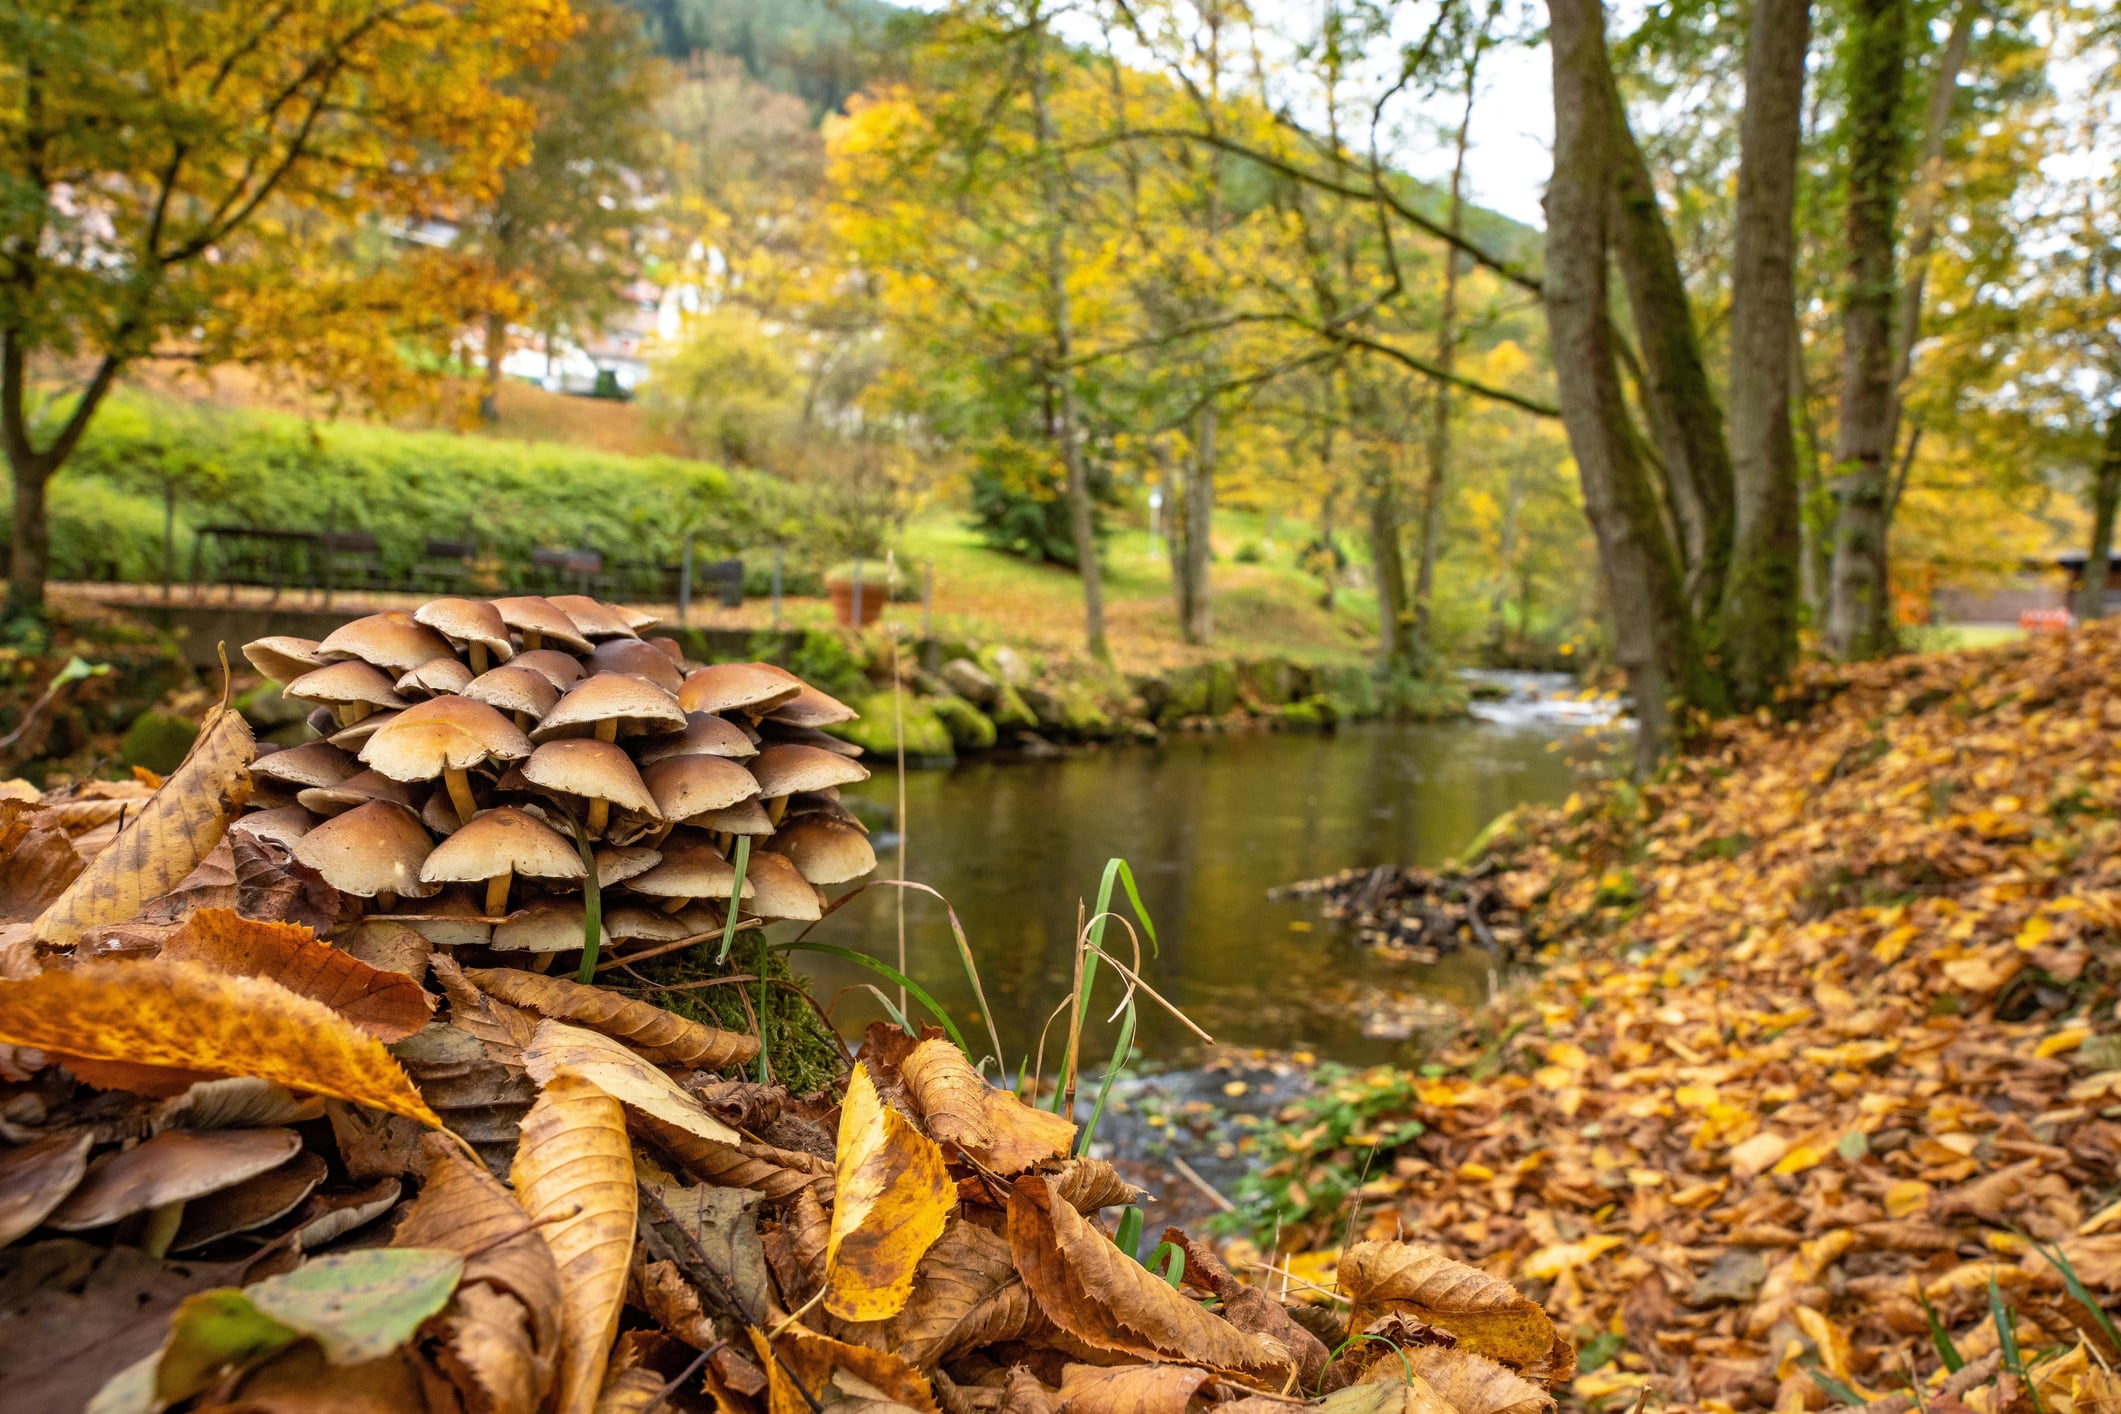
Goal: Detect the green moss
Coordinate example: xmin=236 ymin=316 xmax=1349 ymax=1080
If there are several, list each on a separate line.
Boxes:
xmin=928 ymin=694 xmax=997 ymax=751
xmin=1277 ymin=700 xmax=1327 ymax=732
xmin=990 ymin=681 xmax=1037 ymax=731
xmin=619 ymin=937 xmax=845 ymax=1097
xmin=827 ymin=693 xmax=957 ymax=763
xmin=121 ymin=710 xmax=198 ymax=773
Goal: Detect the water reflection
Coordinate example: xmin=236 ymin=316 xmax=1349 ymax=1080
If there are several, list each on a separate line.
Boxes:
xmin=790 ymin=715 xmax=1587 ymax=1065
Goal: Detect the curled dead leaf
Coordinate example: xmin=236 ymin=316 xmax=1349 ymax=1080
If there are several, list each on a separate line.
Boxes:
xmin=900 ymin=1038 xmax=1074 ymax=1174
xmin=161 ymin=908 xmax=434 ymax=1041
xmin=465 ymin=966 xmax=758 ymax=1068
xmin=1338 ymin=1241 xmax=1563 ymax=1374
xmin=824 ymin=1062 xmax=955 ymax=1323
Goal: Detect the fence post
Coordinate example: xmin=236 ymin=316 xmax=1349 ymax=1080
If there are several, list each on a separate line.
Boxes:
xmin=771 ymin=545 xmax=784 ymax=630
xmin=677 ymin=536 xmax=693 ymax=627
xmin=921 ymin=560 xmax=934 ymax=640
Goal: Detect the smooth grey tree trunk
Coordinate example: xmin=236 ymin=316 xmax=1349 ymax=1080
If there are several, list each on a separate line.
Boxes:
xmin=1181 ymin=405 xmax=1216 ymax=643
xmin=2077 ymin=415 xmax=2121 ymax=622
xmin=1721 ymin=0 xmax=1812 ymax=706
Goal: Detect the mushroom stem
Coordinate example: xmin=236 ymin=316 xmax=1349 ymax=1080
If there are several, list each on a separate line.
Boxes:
xmin=529 ymin=952 xmax=555 ymax=973
xmin=595 ymin=719 xmax=619 ymax=744
xmin=713 ymin=831 xmax=732 ymax=854
xmin=766 ymin=795 xmax=789 ymax=825
xmin=344 ymin=702 xmax=373 ymax=726
xmin=659 ymin=895 xmax=690 ymax=914
xmin=140 ymin=1200 xmax=185 ymax=1260
xmin=470 ymin=643 xmax=489 ymax=673
xmin=485 ymin=871 xmax=512 ymax=916
xmin=514 ymin=711 xmax=533 ymax=732
xmin=648 ymin=819 xmax=675 ymax=848
xmin=445 ymin=768 xmax=478 ymax=827
xmin=377 ymin=890 xmax=397 ymax=911
xmin=524 ymin=630 xmax=543 ymax=650
xmin=587 ymin=798 xmax=610 ymax=838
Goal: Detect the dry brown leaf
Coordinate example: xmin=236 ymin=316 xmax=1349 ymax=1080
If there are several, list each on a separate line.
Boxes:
xmin=1338 ymin=1242 xmax=1561 ymax=1373
xmin=523 ymin=1018 xmax=743 ymax=1146
xmin=753 ymin=1325 xmax=943 ymax=1414
xmin=825 ymin=1062 xmax=955 ymax=1322
xmin=594 ymin=1361 xmax=671 ymax=1414
xmin=1056 ymin=1363 xmax=1215 ymax=1414
xmin=0 ymin=958 xmax=439 ymax=1125
xmin=1164 ymin=1227 xmax=1329 ymax=1388
xmin=431 ymin=952 xmax=539 ymax=1068
xmin=160 ymin=907 xmax=434 ymax=1041
xmin=1043 ymin=1159 xmax=1146 ymax=1213
xmin=335 ymin=919 xmax=434 ymax=980
xmin=1331 ymin=1372 xmax=1461 ymax=1414
xmin=33 ymin=703 xmax=253 ymax=948
xmin=465 ymin=966 xmax=759 ymax=1068
xmin=900 ymin=1039 xmax=1074 ymax=1174
xmin=1006 ymin=1174 xmax=1283 ymax=1380
xmin=1371 ymin=1346 xmax=1554 ymax=1414
xmin=835 ymin=1217 xmax=1044 ymax=1370
xmin=650 ymin=1129 xmax=836 ymax=1202
xmin=0 ymin=803 xmax=83 ymax=922
xmin=513 ymin=1071 xmax=637 ymax=1414
xmin=636 ymin=1256 xmax=718 ymax=1348
xmin=395 ymin=1132 xmax=562 ymax=1414
xmin=1001 ymin=1367 xmax=1059 ymax=1414
xmin=765 ymin=1184 xmax=832 ymax=1306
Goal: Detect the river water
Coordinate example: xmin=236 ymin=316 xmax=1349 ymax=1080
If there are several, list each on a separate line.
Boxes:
xmin=791 ymin=674 xmax=1615 ymax=1067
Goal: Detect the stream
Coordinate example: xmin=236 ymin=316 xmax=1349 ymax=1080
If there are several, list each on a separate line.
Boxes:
xmin=791 ymin=672 xmax=1621 ymax=1068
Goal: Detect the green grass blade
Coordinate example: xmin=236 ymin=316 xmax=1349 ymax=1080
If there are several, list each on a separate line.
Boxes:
xmin=2018 ymin=1227 xmax=2121 ymax=1354
xmin=1804 ymin=1369 xmax=1865 ymax=1407
xmin=572 ymin=822 xmax=603 ymax=983
xmin=1114 ymin=1207 xmax=1142 ymax=1257
xmin=1921 ymin=1291 xmax=1965 ymax=1373
xmin=1146 ymin=1240 xmax=1185 ymax=1288
xmin=774 ymin=941 xmax=971 ymax=1056
xmin=1055 ymin=858 xmax=1156 ymax=1115
xmin=716 ymin=835 xmax=752 ymax=964
xmin=1074 ymin=1000 xmax=1135 ymax=1156
xmin=1991 ymin=1272 xmax=2044 ymax=1414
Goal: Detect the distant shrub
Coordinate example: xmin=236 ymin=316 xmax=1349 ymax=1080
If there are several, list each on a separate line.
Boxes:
xmin=965 ymin=435 xmax=1109 ymax=567
xmin=1233 ymin=540 xmax=1264 ymax=564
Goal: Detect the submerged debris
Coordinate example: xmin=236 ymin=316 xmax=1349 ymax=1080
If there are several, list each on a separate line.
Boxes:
xmin=1275 ymin=860 xmax=1529 ymax=962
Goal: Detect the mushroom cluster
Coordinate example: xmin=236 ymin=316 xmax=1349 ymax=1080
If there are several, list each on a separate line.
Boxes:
xmin=236 ymin=595 xmax=877 ymax=960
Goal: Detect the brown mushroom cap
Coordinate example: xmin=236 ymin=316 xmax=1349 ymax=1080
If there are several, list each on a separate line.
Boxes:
xmin=766 ymin=814 xmax=878 ymax=886
xmin=611 ymin=603 xmax=660 ymax=632
xmin=396 ymin=657 xmax=476 ymax=699
xmin=595 ymin=845 xmax=664 ymax=889
xmin=47 ymin=1129 xmax=304 ymax=1230
xmin=678 ymin=662 xmax=802 ymax=717
xmin=360 ymin=696 xmax=534 ymax=782
xmin=637 ymin=712 xmax=759 ymax=764
xmin=491 ymin=596 xmax=594 ymax=654
xmin=688 ymin=799 xmax=776 ymax=836
xmin=766 ymin=683 xmax=859 ymax=729
xmin=743 ymin=848 xmax=824 ymax=922
xmin=464 ymin=665 xmax=561 ymax=721
xmin=421 ymin=806 xmax=585 ymax=887
xmin=642 ymin=754 xmax=761 ymax=823
xmin=510 ymin=649 xmax=588 ymax=692
xmin=297 ymin=769 xmax=418 ymax=816
xmin=242 ymin=636 xmax=324 ymax=683
xmin=414 ymin=598 xmax=514 ymax=663
xmin=171 ymin=1151 xmax=329 ymax=1252
xmin=292 ymin=800 xmax=435 ymax=897
xmin=492 ymin=901 xmax=609 ymax=953
xmin=627 ymin=834 xmax=754 ymax=900
xmin=409 ymin=886 xmax=494 ymax=948
xmin=587 ymin=639 xmax=684 ymax=696
xmin=547 ymin=594 xmax=640 ymax=641
xmin=230 ymin=806 xmax=316 ymax=850
xmin=645 ymin=637 xmax=688 ymax=667
xmin=785 ymin=793 xmax=868 ymax=834
xmin=758 ymin=722 xmax=865 ymax=759
xmin=328 ymin=709 xmax=401 ymax=750
xmin=286 ymin=661 xmax=408 ymax=713
xmin=317 ymin=611 xmax=455 ymax=676
xmin=604 ymin=907 xmax=695 ymax=943
xmin=521 ymin=739 xmax=659 ymax=816
xmin=749 ymin=744 xmax=872 ymax=797
xmin=249 ymin=740 xmax=357 ymax=790
xmin=532 ymin=672 xmax=685 ymax=742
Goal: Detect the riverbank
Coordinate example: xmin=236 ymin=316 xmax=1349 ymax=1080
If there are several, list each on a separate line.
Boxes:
xmin=1215 ymin=626 xmax=2121 ymax=1410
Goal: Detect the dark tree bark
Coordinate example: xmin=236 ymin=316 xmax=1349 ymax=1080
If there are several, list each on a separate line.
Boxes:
xmin=1721 ymin=0 xmax=1812 ymax=705
xmin=2077 ymin=414 xmax=2121 ymax=622
xmin=1545 ymin=0 xmax=1714 ymax=769
xmin=480 ymin=309 xmax=508 ymax=424
xmin=1366 ymin=441 xmax=1412 ymax=670
xmin=1179 ymin=405 xmax=1216 ymax=643
xmin=1825 ymin=0 xmax=1911 ymax=659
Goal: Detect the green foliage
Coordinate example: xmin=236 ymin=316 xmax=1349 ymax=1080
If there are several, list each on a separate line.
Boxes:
xmin=780 ymin=629 xmax=869 ymax=700
xmin=628 ymin=939 xmax=844 ymax=1096
xmin=11 ymin=392 xmax=816 ymax=584
xmin=966 ymin=438 xmax=1109 ymax=568
xmin=1214 ymin=1062 xmax=1428 ymax=1243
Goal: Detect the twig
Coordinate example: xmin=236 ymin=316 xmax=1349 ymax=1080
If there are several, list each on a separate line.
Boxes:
xmin=642 ymin=1344 xmax=716 ymax=1414
xmin=1170 ymin=1154 xmax=1236 ymax=1213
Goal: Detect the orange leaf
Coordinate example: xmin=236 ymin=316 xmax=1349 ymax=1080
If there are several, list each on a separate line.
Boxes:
xmin=162 ymin=908 xmax=433 ymax=1041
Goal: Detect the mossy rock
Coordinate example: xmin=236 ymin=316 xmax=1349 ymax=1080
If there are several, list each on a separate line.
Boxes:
xmin=827 ymin=693 xmax=957 ymax=765
xmin=1205 ymin=661 xmax=1240 ymax=716
xmin=1278 ymin=699 xmax=1329 ymax=733
xmin=120 ymin=710 xmax=198 ymax=774
xmin=929 ymin=694 xmax=997 ymax=752
xmin=1241 ymin=658 xmax=1302 ymax=707
xmin=622 ymin=937 xmax=843 ymax=1095
xmin=235 ymin=682 xmax=310 ymax=728
xmin=1158 ymin=666 xmax=1213 ymax=724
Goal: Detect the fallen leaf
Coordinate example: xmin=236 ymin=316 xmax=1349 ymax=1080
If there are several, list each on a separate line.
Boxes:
xmin=835 ymin=1218 xmax=1042 ymax=1370
xmin=0 ymin=803 xmax=83 ymax=922
xmin=1338 ymin=1242 xmax=1562 ymax=1373
xmin=640 ymin=1179 xmax=770 ymax=1327
xmin=0 ymin=1239 xmax=239 ymax=1412
xmin=523 ymin=1019 xmax=742 ymax=1146
xmin=1391 ymin=1346 xmax=1554 ymax=1414
xmin=751 ymin=1325 xmax=941 ymax=1414
xmin=34 ymin=705 xmax=253 ymax=949
xmin=1057 ymin=1362 xmax=1215 ymax=1414
xmin=0 ymin=959 xmax=439 ymax=1126
xmin=465 ymin=967 xmax=758 ymax=1068
xmin=825 ymin=1062 xmax=955 ymax=1322
xmin=1006 ymin=1174 xmax=1282 ymax=1379
xmin=514 ymin=1071 xmax=636 ymax=1414
xmin=161 ymin=909 xmax=433 ymax=1041
xmin=0 ymin=1132 xmax=93 ymax=1246
xmin=899 ymin=1038 xmax=1075 ymax=1173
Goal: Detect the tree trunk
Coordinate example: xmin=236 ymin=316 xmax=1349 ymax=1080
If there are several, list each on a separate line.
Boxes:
xmin=1412 ymin=47 xmax=1483 ymax=650
xmin=1825 ymin=0 xmax=1910 ymax=659
xmin=1792 ymin=321 xmax=1832 ymax=617
xmin=1367 ymin=443 xmax=1411 ymax=671
xmin=6 ymin=452 xmax=50 ymax=622
xmin=1180 ymin=406 xmax=1215 ymax=644
xmin=3 ymin=335 xmax=121 ymax=622
xmin=2077 ymin=414 xmax=2121 ymax=623
xmin=1546 ymin=0 xmax=1712 ymax=770
xmin=1604 ymin=65 xmax=1735 ymax=621
xmin=480 ymin=309 xmax=507 ymax=423
xmin=1720 ymin=0 xmax=1811 ymax=706
xmin=1028 ymin=6 xmax=1108 ymax=661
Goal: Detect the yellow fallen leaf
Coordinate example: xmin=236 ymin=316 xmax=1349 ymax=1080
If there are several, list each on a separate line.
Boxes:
xmin=163 ymin=908 xmax=433 ymax=1042
xmin=514 ymin=1071 xmax=635 ymax=1414
xmin=1885 ymin=1181 xmax=1933 ymax=1219
xmin=523 ymin=1020 xmax=741 ymax=1146
xmin=1519 ymin=1235 xmax=1624 ymax=1281
xmin=34 ymin=704 xmax=253 ymax=947
xmin=0 ymin=959 xmax=437 ymax=1125
xmin=825 ymin=1062 xmax=954 ymax=1322
xmin=2036 ymin=1026 xmax=2090 ymax=1059
xmin=1338 ymin=1241 xmax=1563 ymax=1370
xmin=1728 ymin=1131 xmax=1789 ymax=1180
xmin=1773 ymin=1137 xmax=1836 ymax=1177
